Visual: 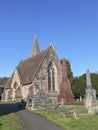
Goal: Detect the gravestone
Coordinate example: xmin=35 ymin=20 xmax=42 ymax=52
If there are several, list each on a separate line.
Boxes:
xmin=84 ymin=69 xmax=98 ymax=114
xmin=26 ymin=73 xmax=50 ymax=109
xmin=84 ymin=69 xmax=97 ymax=108
xmin=32 ymin=73 xmax=50 ymax=108
xmin=80 ymin=96 xmax=82 ymax=102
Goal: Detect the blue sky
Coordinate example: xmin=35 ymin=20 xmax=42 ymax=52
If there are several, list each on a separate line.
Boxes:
xmin=0 ymin=0 xmax=98 ymax=77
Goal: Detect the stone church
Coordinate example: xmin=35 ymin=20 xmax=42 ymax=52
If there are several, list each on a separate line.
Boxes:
xmin=2 ymin=36 xmax=74 ymax=103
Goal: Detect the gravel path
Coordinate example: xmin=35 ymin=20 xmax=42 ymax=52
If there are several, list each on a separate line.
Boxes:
xmin=0 ymin=103 xmax=65 ymax=130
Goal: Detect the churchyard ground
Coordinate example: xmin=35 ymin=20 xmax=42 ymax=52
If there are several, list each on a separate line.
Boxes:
xmin=30 ymin=106 xmax=98 ymax=130
xmin=0 ymin=103 xmax=98 ymax=130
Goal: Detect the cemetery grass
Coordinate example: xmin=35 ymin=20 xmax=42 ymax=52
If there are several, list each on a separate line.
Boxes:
xmin=31 ymin=106 xmax=98 ymax=130
xmin=0 ymin=106 xmax=22 ymax=130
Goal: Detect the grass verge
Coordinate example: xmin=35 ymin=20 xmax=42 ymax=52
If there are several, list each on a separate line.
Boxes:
xmin=0 ymin=106 xmax=22 ymax=130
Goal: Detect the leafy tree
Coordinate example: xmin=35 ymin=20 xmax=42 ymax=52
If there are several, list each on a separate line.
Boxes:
xmin=72 ymin=73 xmax=98 ymax=99
xmin=72 ymin=74 xmax=86 ymax=99
xmin=91 ymin=73 xmax=98 ymax=97
xmin=0 ymin=77 xmax=9 ymax=86
xmin=0 ymin=85 xmax=4 ymax=99
xmin=0 ymin=77 xmax=9 ymax=99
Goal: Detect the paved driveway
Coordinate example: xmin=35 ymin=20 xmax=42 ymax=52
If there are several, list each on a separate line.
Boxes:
xmin=17 ymin=109 xmax=65 ymax=130
xmin=0 ymin=103 xmax=65 ymax=130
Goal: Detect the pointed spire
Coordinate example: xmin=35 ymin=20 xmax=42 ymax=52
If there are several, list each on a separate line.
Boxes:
xmin=31 ymin=35 xmax=40 ymax=57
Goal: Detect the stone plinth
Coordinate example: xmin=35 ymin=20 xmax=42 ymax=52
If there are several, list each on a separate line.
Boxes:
xmin=84 ymin=88 xmax=97 ymax=109
xmin=88 ymin=106 xmax=98 ymax=114
xmin=33 ymin=89 xmax=50 ymax=103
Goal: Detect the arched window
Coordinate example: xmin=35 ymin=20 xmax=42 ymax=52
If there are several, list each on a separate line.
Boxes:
xmin=48 ymin=62 xmax=57 ymax=91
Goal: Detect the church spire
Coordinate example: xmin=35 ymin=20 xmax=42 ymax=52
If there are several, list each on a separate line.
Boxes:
xmin=31 ymin=35 xmax=40 ymax=57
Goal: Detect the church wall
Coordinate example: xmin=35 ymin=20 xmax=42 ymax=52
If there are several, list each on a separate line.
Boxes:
xmin=33 ymin=46 xmax=62 ymax=96
xmin=10 ymin=70 xmax=21 ymax=100
xmin=2 ymin=69 xmax=22 ymax=101
xmin=22 ymin=84 xmax=31 ymax=100
xmin=22 ymin=82 xmax=40 ymax=100
xmin=47 ymin=47 xmax=62 ymax=94
xmin=2 ymin=89 xmax=10 ymax=101
xmin=11 ymin=69 xmax=21 ymax=89
xmin=2 ymin=38 xmax=74 ymax=102
xmin=3 ymin=44 xmax=74 ymax=102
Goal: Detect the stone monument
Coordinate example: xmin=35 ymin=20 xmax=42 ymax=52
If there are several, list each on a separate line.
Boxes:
xmin=32 ymin=73 xmax=50 ymax=108
xmin=84 ymin=69 xmax=98 ymax=114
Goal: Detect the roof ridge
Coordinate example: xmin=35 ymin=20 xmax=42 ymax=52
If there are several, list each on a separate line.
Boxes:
xmin=31 ymin=46 xmax=52 ymax=81
xmin=16 ymin=67 xmax=23 ymax=84
xmin=16 ymin=60 xmax=24 ymax=84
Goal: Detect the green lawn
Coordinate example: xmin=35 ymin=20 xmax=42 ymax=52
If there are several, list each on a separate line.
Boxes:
xmin=0 ymin=106 xmax=22 ymax=130
xmin=30 ymin=106 xmax=98 ymax=130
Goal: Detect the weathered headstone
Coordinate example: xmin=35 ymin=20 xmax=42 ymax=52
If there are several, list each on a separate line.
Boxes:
xmin=61 ymin=98 xmax=64 ymax=106
xmin=31 ymin=99 xmax=35 ymax=109
xmin=80 ymin=96 xmax=82 ymax=102
xmin=84 ymin=69 xmax=98 ymax=114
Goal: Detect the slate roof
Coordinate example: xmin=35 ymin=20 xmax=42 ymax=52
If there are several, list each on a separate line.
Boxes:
xmin=5 ymin=46 xmax=51 ymax=89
